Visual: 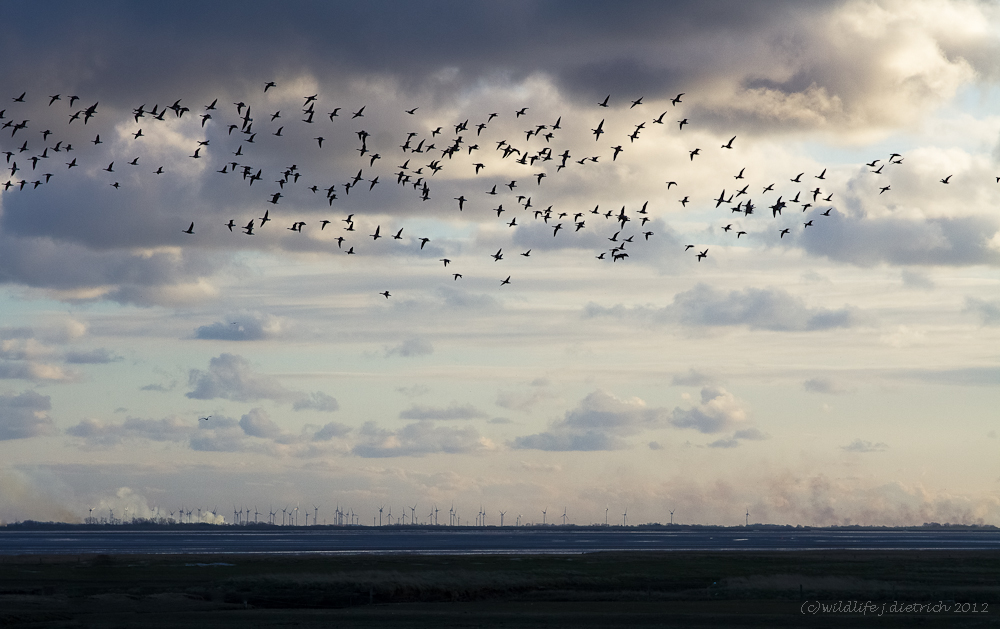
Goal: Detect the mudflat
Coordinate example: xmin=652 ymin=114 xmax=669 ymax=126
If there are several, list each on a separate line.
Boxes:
xmin=1 ymin=551 xmax=997 ymax=627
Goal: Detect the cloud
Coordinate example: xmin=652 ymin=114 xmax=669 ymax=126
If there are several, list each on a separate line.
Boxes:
xmin=185 ymin=353 xmax=292 ymax=402
xmin=842 ymin=439 xmax=888 ymax=453
xmin=964 ymin=297 xmax=1000 ymax=326
xmin=66 ymin=415 xmax=191 ymax=446
xmin=64 ymin=348 xmax=123 ymax=364
xmin=669 ymin=387 xmax=748 ymax=434
xmin=670 ymin=283 xmax=863 ymax=331
xmin=803 ymin=377 xmax=851 ymax=395
xmin=385 ymin=338 xmax=434 ymax=358
xmin=292 ymin=391 xmax=340 ymax=412
xmin=0 ymin=390 xmax=56 ymax=440
xmin=511 ymin=390 xmax=669 ymax=451
xmin=238 ymin=408 xmax=283 ymax=440
xmin=671 ymin=369 xmax=717 ymax=387
xmin=312 ymin=421 xmax=350 ymax=441
xmin=0 ymin=361 xmax=78 ymax=382
xmin=799 ymin=212 xmax=1000 ymax=268
xmin=352 ymin=420 xmax=492 ymax=457
xmin=399 ymin=403 xmax=487 ymax=421
xmin=900 ymin=269 xmax=934 ymax=290
xmin=585 ymin=283 xmax=864 ymax=331
xmin=195 ymin=312 xmax=285 ymax=341
xmin=495 ymin=386 xmax=554 ymax=413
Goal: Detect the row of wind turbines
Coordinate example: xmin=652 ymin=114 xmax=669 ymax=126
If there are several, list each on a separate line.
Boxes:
xmin=81 ymin=503 xmax=694 ymax=527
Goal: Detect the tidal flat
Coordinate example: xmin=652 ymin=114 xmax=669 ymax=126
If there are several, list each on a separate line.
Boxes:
xmin=2 ymin=551 xmax=998 ymax=627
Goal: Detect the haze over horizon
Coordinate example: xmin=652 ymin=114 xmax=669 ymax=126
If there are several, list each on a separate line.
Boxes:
xmin=1 ymin=0 xmax=998 ymax=528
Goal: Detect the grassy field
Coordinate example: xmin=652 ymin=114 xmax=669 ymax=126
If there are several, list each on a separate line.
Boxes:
xmin=1 ymin=551 xmax=998 ymax=627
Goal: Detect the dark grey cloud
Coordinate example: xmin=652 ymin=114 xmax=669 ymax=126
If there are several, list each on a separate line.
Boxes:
xmin=0 ymin=0 xmax=993 ymax=309
xmin=352 ymin=420 xmax=487 ymax=458
xmin=0 ymin=389 xmax=56 ymax=440
xmin=399 ymin=403 xmax=487 ymax=421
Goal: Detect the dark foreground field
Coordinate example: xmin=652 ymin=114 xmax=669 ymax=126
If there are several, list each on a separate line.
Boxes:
xmin=2 ymin=551 xmax=998 ymax=628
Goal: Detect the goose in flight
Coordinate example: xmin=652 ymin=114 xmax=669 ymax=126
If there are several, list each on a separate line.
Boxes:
xmin=500 ymin=276 xmax=511 ymax=286
xmin=182 ymin=222 xmax=194 ymax=234
xmin=591 ymin=119 xmax=604 ymax=140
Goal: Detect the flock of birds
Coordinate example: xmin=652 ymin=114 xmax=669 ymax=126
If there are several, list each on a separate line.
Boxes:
xmin=0 ymin=83 xmax=986 ymax=297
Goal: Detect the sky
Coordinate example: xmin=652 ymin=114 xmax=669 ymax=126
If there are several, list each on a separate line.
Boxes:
xmin=1 ymin=0 xmax=999 ymax=527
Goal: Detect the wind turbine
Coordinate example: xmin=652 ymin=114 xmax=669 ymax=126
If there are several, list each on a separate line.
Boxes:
xmin=499 ymin=510 xmax=506 ymax=527
xmin=542 ymin=508 xmax=547 ymax=525
xmin=434 ymin=505 xmax=439 ymax=525
xmin=605 ymin=507 xmax=609 ymax=526
xmin=746 ymin=508 xmax=750 ymax=527
xmin=254 ymin=507 xmax=260 ymax=524
xmin=562 ymin=507 xmax=567 ymax=526
xmin=449 ymin=504 xmax=454 ymax=526
xmin=669 ymin=509 xmax=674 ymax=525
xmin=410 ymin=504 xmax=417 ymax=525
xmin=313 ymin=505 xmax=319 ymax=526
xmin=622 ymin=508 xmax=628 ymax=527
